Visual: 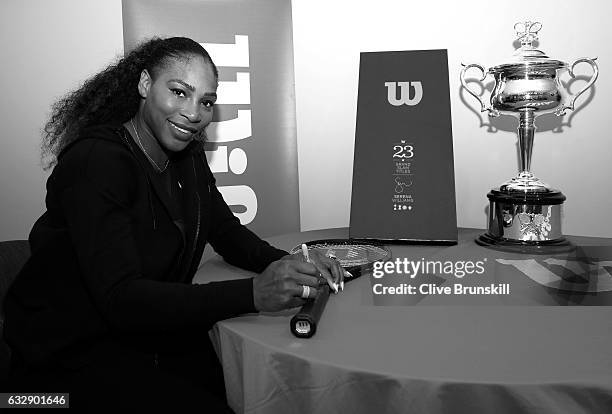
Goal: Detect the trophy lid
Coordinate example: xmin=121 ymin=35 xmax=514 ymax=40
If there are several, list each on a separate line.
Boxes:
xmin=490 ymin=21 xmax=566 ymax=73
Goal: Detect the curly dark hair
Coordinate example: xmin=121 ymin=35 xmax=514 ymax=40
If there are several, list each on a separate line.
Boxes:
xmin=42 ymin=36 xmax=218 ymax=169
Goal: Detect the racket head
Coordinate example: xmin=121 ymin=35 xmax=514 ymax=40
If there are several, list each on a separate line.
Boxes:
xmin=290 ymin=239 xmax=392 ymax=281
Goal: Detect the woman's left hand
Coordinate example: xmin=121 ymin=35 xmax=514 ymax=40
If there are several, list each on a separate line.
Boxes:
xmin=284 ymin=250 xmax=345 ymax=293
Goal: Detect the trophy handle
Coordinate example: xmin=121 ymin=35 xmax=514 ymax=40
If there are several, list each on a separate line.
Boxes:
xmin=555 ymin=57 xmax=599 ymax=116
xmin=460 ymin=63 xmax=500 ymax=117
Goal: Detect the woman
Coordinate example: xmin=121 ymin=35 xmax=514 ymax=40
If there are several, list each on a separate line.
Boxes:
xmin=3 ymin=37 xmax=343 ymax=410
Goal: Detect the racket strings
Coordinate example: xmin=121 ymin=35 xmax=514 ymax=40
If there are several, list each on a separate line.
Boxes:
xmin=290 ymin=242 xmax=390 ymax=268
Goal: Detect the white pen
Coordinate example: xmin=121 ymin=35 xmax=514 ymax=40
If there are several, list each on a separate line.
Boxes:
xmin=301 ymin=243 xmax=310 ymax=263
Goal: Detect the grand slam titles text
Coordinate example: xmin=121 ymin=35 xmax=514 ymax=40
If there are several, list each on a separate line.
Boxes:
xmin=371 ymin=258 xmax=510 ymax=296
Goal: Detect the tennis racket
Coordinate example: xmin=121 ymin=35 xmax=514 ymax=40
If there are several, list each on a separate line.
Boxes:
xmin=289 ymin=239 xmax=391 ymax=338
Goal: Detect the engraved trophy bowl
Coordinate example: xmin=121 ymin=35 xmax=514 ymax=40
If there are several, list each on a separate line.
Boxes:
xmin=460 ymin=21 xmax=598 ymax=251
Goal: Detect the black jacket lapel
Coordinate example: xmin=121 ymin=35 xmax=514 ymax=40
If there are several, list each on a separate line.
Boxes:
xmin=116 ymin=127 xmax=183 ymax=224
xmin=175 ymin=153 xmax=203 ymax=281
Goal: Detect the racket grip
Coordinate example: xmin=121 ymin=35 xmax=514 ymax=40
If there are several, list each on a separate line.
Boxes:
xmin=290 ymin=285 xmax=330 ymax=338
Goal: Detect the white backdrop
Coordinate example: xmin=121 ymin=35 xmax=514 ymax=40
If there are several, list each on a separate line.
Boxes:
xmin=0 ymin=0 xmax=124 ymax=240
xmin=292 ymin=0 xmax=612 ymax=237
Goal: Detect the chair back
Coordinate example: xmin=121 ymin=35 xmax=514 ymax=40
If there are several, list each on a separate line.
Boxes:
xmin=0 ymin=240 xmax=30 ymax=381
xmin=0 ymin=240 xmax=30 ymax=313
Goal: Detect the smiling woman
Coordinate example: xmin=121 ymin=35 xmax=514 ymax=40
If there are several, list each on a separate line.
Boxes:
xmin=133 ymin=53 xmax=218 ymax=161
xmin=3 ymin=37 xmax=345 ymax=411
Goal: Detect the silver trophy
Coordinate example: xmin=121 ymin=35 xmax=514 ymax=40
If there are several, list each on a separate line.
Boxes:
xmin=460 ymin=21 xmax=598 ymax=250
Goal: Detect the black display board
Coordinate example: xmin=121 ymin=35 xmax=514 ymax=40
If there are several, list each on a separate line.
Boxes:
xmin=350 ymin=49 xmax=457 ymax=243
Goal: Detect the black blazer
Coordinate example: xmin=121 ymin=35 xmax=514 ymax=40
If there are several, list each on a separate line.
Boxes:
xmin=4 ymin=124 xmax=287 ymax=369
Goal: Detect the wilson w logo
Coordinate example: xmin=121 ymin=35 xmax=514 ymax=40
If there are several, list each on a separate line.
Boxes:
xmin=496 ymin=258 xmax=612 ymax=293
xmin=385 ymin=81 xmax=423 ymax=106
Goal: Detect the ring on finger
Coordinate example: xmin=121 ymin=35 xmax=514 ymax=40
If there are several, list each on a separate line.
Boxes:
xmin=301 ymin=285 xmax=310 ymax=299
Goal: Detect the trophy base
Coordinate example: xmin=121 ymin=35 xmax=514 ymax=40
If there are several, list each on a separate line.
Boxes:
xmin=478 ymin=187 xmax=574 ymax=254
xmin=476 ymin=232 xmax=574 ymax=254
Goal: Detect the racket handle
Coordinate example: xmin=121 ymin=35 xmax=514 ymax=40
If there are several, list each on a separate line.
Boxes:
xmin=290 ymin=285 xmax=330 ymax=338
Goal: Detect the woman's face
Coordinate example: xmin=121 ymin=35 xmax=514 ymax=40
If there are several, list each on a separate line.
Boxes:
xmin=137 ymin=55 xmax=217 ymax=152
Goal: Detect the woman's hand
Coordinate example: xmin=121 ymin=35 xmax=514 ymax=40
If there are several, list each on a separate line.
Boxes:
xmin=302 ymin=249 xmax=345 ymax=294
xmin=252 ymin=251 xmax=347 ymax=312
xmin=253 ymin=257 xmax=323 ymax=312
